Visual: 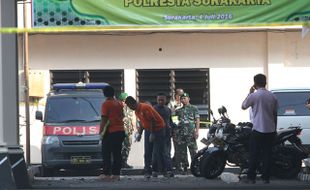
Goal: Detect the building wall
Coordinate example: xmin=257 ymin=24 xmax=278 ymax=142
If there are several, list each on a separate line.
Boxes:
xmin=21 ymin=31 xmax=310 ymax=166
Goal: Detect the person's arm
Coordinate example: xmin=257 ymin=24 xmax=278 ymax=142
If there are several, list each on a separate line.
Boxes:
xmin=134 ymin=120 xmax=144 ymax=142
xmin=242 ymin=86 xmax=255 ymax=110
xmin=100 ymin=101 xmax=110 ymax=135
xmin=149 ymin=105 xmax=165 ymax=130
xmin=194 ymin=106 xmax=200 ymax=139
xmin=136 ymin=120 xmax=144 ymax=134
xmin=274 ymin=99 xmax=278 ymax=128
xmin=100 ymin=115 xmax=109 ymax=134
xmin=195 ymin=117 xmax=200 ymax=139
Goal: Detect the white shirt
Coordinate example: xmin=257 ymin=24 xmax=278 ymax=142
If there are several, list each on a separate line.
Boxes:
xmin=242 ymin=88 xmax=278 ymax=133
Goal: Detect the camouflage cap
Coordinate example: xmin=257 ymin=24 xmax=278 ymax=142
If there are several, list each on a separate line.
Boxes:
xmin=118 ymin=92 xmax=128 ymax=101
xmin=180 ymin=92 xmax=190 ymax=98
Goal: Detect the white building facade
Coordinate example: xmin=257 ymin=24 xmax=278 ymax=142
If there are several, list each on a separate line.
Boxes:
xmin=17 ymin=30 xmax=310 ymax=166
xmin=17 ymin=1 xmax=310 ymax=166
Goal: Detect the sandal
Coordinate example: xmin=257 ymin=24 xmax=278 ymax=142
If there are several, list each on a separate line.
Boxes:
xmin=98 ymin=174 xmax=112 ymax=181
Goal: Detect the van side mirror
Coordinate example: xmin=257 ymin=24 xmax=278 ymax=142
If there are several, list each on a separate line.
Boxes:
xmin=35 ymin=111 xmax=43 ymax=121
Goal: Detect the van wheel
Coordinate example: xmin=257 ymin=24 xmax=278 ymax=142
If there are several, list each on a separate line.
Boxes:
xmin=41 ymin=166 xmax=54 ymax=177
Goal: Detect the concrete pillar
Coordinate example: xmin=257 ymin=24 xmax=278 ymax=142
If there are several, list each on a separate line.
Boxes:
xmin=1 ymin=1 xmax=30 ymax=188
xmin=264 ymin=31 xmax=270 ymax=89
xmin=0 ymin=0 xmax=19 ymax=146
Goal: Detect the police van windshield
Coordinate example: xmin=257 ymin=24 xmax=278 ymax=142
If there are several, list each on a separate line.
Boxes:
xmin=274 ymin=92 xmax=310 ymax=116
xmin=45 ymin=97 xmax=105 ymax=123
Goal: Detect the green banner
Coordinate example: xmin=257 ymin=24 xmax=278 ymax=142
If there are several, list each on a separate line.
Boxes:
xmin=32 ymin=0 xmax=310 ymax=28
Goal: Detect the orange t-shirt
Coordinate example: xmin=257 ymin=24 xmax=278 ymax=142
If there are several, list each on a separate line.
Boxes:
xmin=135 ymin=103 xmax=165 ymax=131
xmin=101 ymin=98 xmax=124 ymax=133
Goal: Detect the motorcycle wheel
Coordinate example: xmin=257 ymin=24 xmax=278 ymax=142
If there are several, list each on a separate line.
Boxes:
xmin=200 ymin=151 xmax=226 ymax=179
xmin=190 ymin=151 xmax=204 ymax=177
xmin=272 ymin=146 xmax=302 ymax=179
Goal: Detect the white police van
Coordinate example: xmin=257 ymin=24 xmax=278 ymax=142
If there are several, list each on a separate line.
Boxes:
xmin=271 ymin=89 xmax=310 ymax=148
xmin=35 ymin=83 xmax=108 ymax=176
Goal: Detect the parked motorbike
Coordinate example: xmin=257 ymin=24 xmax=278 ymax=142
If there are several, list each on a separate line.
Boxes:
xmin=191 ymin=106 xmax=309 ymax=179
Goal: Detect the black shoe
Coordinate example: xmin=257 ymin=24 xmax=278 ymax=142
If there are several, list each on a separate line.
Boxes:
xmin=122 ymin=163 xmax=133 ymax=169
xmin=163 ymin=171 xmax=174 ymax=178
xmin=183 ymin=167 xmax=188 ymax=173
xmin=241 ymin=178 xmax=256 ymax=184
xmin=175 ymin=167 xmax=183 ymax=174
xmin=152 ymin=171 xmax=158 ymax=178
xmin=262 ymin=179 xmax=270 ymax=184
xmin=144 ymin=173 xmax=151 ymax=179
xmin=180 ymin=167 xmax=188 ymax=175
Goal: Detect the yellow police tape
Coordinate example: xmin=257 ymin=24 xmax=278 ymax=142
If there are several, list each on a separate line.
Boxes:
xmin=0 ymin=26 xmax=139 ymax=34
xmin=1 ymin=23 xmax=308 ymax=34
xmin=200 ymin=121 xmax=212 ymax=125
xmin=0 ymin=26 xmax=251 ymax=34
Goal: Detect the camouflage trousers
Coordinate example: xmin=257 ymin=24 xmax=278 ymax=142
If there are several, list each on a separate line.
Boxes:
xmin=121 ymin=134 xmax=132 ymax=164
xmin=173 ymin=127 xmax=197 ymax=169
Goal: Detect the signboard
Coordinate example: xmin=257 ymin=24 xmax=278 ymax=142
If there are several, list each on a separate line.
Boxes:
xmin=32 ymin=0 xmax=310 ymax=28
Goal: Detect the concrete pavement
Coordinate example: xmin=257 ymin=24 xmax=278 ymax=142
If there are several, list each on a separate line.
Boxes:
xmin=21 ymin=174 xmax=310 ymax=190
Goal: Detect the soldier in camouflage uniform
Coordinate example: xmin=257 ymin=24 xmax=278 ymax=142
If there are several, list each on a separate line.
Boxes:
xmin=174 ymin=92 xmax=200 ymax=172
xmin=119 ymin=93 xmax=134 ymax=168
xmin=168 ymin=88 xmax=184 ymax=168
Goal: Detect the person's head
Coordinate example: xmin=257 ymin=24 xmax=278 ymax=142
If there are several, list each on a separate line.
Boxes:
xmin=125 ymin=96 xmax=138 ymax=110
xmin=175 ymin=88 xmax=184 ymax=101
xmin=157 ymin=92 xmax=167 ymax=106
xmin=306 ymin=98 xmax=310 ymax=110
xmin=253 ymin=74 xmax=267 ymax=88
xmin=180 ymin=92 xmax=190 ymax=105
xmin=103 ymin=86 xmax=114 ymax=98
xmin=118 ymin=92 xmax=128 ymax=101
xmin=118 ymin=92 xmax=128 ymax=105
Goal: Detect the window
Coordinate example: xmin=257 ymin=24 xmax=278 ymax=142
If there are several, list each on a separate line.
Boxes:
xmin=50 ymin=70 xmax=124 ymax=96
xmin=136 ymin=69 xmax=210 ymax=124
xmin=46 ymin=97 xmax=105 ymax=123
xmin=274 ymin=91 xmax=310 ymax=116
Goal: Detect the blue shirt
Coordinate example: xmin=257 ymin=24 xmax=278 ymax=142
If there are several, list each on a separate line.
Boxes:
xmin=242 ymin=88 xmax=278 ymax=133
xmin=153 ymin=104 xmax=172 ymax=128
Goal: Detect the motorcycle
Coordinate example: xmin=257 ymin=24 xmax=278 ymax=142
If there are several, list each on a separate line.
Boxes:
xmin=191 ymin=106 xmax=309 ymax=179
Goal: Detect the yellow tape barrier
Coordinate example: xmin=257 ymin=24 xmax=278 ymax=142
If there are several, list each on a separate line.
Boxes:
xmin=0 ymin=23 xmax=308 ymax=34
xmin=200 ymin=121 xmax=212 ymax=125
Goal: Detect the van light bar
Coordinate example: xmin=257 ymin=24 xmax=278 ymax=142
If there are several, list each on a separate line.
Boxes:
xmin=52 ymin=82 xmax=109 ymax=90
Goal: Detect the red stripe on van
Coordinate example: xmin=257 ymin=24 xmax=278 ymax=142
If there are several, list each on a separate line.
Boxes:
xmin=44 ymin=125 xmax=100 ymax=136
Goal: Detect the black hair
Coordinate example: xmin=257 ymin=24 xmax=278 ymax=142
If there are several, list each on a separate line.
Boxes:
xmin=125 ymin=96 xmax=137 ymax=105
xmin=254 ymin=74 xmax=266 ymax=87
xmin=103 ymin=85 xmax=114 ymax=98
xmin=157 ymin=92 xmax=167 ymax=97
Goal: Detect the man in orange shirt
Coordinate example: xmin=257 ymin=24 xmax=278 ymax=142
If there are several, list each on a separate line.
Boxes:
xmin=125 ymin=96 xmax=167 ymax=178
xmin=99 ymin=86 xmax=125 ymax=182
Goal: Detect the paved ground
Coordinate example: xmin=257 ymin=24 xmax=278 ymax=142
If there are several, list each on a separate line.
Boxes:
xmin=21 ymin=173 xmax=310 ymax=190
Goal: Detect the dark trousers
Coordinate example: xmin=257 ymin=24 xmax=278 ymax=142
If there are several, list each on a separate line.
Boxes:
xmin=165 ymin=127 xmax=173 ymax=171
xmin=102 ymin=131 xmax=125 ymax=176
xmin=144 ymin=128 xmax=171 ymax=174
xmin=144 ymin=130 xmax=153 ymax=173
xmin=248 ymin=130 xmax=275 ymax=180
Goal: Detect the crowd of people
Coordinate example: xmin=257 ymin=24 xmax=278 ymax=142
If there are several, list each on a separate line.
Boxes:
xmin=99 ymin=85 xmax=200 ymax=181
xmin=98 ymin=73 xmax=310 ymax=183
